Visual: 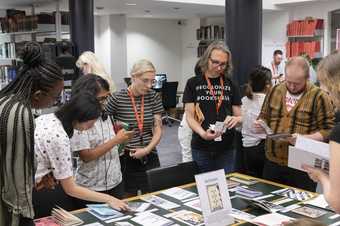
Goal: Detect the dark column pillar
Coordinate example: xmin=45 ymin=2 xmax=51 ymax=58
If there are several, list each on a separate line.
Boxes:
xmin=69 ymin=0 xmax=94 ymax=57
xmin=225 ymin=0 xmax=262 ymax=89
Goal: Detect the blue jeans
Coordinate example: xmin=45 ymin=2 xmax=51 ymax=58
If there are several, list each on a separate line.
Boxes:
xmin=192 ymin=148 xmax=235 ymax=174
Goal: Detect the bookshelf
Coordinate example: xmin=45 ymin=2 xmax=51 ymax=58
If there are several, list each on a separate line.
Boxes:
xmin=196 ymin=25 xmax=224 ymax=57
xmin=286 ymin=18 xmax=324 ymax=59
xmin=0 ymin=9 xmax=73 ymax=111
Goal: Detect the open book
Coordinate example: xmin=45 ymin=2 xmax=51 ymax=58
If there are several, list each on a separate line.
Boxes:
xmin=51 ymin=206 xmax=83 ymax=226
xmin=288 ymin=136 xmax=329 ymax=172
xmin=240 ymin=197 xmax=285 ymax=213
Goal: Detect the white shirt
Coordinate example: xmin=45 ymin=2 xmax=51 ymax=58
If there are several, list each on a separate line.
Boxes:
xmin=178 ymin=113 xmax=193 ymax=162
xmin=241 ymin=93 xmax=266 ymax=147
xmin=285 ymin=92 xmax=303 ymax=112
xmin=34 ymin=113 xmax=73 ymax=182
xmin=71 ymin=117 xmax=122 ymax=191
xmin=269 ymin=61 xmax=285 ymax=85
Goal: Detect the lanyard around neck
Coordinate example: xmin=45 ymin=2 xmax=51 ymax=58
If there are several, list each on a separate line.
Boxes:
xmin=205 ymin=74 xmax=224 ymax=114
xmin=127 ymin=88 xmax=144 ymax=136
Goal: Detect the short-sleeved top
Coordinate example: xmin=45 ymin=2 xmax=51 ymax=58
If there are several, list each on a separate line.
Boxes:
xmin=329 ymin=124 xmax=340 ymax=144
xmin=241 ymin=93 xmax=266 ymax=147
xmin=70 ymin=117 xmax=122 ymax=191
xmin=183 ymin=74 xmax=242 ymax=152
xmin=34 ymin=113 xmax=73 ymax=181
xmin=105 ymin=89 xmax=163 ymax=150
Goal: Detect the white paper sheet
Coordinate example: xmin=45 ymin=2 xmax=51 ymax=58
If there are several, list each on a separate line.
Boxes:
xmin=251 ymin=213 xmax=294 ymax=226
xmin=141 ymin=195 xmax=180 ymax=210
xmin=184 ymin=198 xmax=202 ymax=211
xmin=303 ymin=194 xmax=330 ymax=209
xmin=288 ymin=146 xmax=329 ymax=172
xmin=131 ymin=212 xmax=174 ymax=226
xmin=161 ymin=187 xmax=197 ymax=201
xmin=195 ymin=169 xmax=234 ymax=226
xmin=295 ymin=136 xmax=329 ymax=158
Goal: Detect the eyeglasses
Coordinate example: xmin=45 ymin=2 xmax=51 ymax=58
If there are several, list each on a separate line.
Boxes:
xmin=209 ymin=58 xmax=227 ymax=69
xmin=139 ymin=78 xmax=156 ymax=86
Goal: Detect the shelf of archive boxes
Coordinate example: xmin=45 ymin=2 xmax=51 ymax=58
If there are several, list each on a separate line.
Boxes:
xmin=287 ymin=29 xmax=324 ymax=59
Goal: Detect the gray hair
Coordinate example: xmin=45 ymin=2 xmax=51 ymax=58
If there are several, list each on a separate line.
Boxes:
xmin=199 ymin=41 xmax=233 ymax=77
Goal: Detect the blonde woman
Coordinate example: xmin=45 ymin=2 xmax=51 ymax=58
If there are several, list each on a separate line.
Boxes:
xmin=76 ymin=51 xmax=116 ymax=93
xmin=105 ymin=59 xmax=163 ymax=196
xmin=303 ymin=51 xmax=340 ymax=213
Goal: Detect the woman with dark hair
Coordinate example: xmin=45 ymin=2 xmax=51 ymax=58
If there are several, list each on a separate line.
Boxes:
xmin=70 ymin=74 xmax=133 ymax=207
xmin=33 ymin=92 xmax=129 ymax=218
xmin=241 ymin=66 xmax=272 ymax=177
xmin=0 ymin=42 xmax=64 ymax=226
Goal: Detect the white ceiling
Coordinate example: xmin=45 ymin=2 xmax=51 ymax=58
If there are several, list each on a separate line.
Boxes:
xmin=0 ymin=0 xmax=335 ymax=19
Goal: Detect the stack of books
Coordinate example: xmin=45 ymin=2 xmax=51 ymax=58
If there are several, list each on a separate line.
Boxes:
xmin=287 ymin=18 xmax=323 ymax=36
xmin=286 ymin=40 xmax=321 ymax=58
xmin=51 ymin=206 xmax=83 ymax=226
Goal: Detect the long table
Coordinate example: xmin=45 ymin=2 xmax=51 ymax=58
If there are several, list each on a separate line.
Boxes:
xmin=70 ymin=172 xmax=337 ymax=226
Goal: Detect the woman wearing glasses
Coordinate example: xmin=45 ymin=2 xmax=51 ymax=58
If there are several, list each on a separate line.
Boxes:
xmin=183 ymin=41 xmax=242 ymax=173
xmin=70 ymin=75 xmax=134 ymax=207
xmin=105 ymin=59 xmax=163 ymax=196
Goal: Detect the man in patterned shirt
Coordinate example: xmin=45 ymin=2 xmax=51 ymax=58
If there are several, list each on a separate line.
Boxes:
xmin=256 ymin=56 xmax=335 ymax=191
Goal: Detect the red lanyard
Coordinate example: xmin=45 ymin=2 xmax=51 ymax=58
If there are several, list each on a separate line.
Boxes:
xmin=205 ymin=75 xmax=224 ymax=114
xmin=127 ymin=88 xmax=144 ymax=136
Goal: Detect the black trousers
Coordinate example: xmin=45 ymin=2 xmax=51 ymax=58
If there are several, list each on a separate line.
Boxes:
xmin=242 ymin=140 xmax=265 ymax=178
xmin=32 ymin=184 xmax=77 ymax=219
xmin=263 ymin=159 xmax=316 ymax=192
xmin=121 ymin=151 xmax=160 ymax=195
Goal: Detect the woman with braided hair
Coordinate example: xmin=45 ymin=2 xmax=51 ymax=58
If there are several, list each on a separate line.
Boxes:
xmin=0 ymin=42 xmax=64 ymax=226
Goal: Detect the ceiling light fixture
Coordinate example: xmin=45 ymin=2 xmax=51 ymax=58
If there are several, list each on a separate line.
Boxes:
xmin=126 ymin=3 xmax=137 ymax=6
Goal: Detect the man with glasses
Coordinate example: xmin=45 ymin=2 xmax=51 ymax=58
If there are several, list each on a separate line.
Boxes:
xmin=183 ymin=41 xmax=242 ymax=173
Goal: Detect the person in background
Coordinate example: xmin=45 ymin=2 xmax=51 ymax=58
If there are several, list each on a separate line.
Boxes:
xmin=178 ymin=110 xmax=193 ymax=162
xmin=269 ymin=49 xmax=285 ymax=85
xmin=303 ymin=51 xmax=340 ymax=213
xmin=105 ymin=59 xmax=163 ymax=196
xmin=33 ymin=92 xmax=128 ymax=218
xmin=0 ymin=42 xmax=64 ymax=226
xmin=183 ymin=41 xmax=242 ymax=173
xmin=178 ymin=62 xmax=202 ymax=163
xmin=70 ymin=75 xmax=134 ymax=207
xmin=76 ymin=51 xmax=116 ymax=93
xmin=241 ymin=66 xmax=272 ymax=178
xmin=255 ymin=56 xmax=335 ymax=191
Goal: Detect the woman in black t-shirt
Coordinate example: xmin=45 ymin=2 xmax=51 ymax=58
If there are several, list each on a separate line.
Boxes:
xmin=183 ymin=41 xmax=242 ymax=173
xmin=303 ymin=51 xmax=340 ymax=213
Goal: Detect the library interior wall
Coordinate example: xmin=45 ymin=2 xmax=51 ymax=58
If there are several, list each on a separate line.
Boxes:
xmin=262 ymin=10 xmax=289 ymax=66
xmin=93 ymin=1 xmax=340 ymax=92
xmin=126 ymin=18 xmax=182 ymax=88
xmin=286 ymin=0 xmax=340 ymax=55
